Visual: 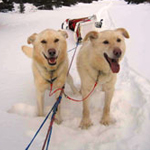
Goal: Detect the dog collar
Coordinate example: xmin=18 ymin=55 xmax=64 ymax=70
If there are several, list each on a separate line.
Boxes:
xmin=43 ymin=67 xmax=56 ymax=74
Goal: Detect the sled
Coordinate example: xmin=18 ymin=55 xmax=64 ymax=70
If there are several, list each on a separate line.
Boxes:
xmin=61 ymin=15 xmax=103 ymax=42
xmin=61 ymin=3 xmax=116 ymax=43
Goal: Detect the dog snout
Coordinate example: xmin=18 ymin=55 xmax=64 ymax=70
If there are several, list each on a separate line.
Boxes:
xmin=113 ymin=48 xmax=122 ymax=58
xmin=48 ymin=49 xmax=56 ymax=57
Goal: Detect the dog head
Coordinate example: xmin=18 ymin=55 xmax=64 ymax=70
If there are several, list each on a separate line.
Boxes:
xmin=83 ymin=28 xmax=129 ymax=73
xmin=27 ymin=29 xmax=68 ymax=67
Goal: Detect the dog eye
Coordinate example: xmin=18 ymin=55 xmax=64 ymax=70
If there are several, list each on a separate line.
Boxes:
xmin=103 ymin=40 xmax=109 ymax=44
xmin=41 ymin=40 xmax=47 ymax=44
xmin=54 ymin=38 xmax=59 ymax=43
xmin=117 ymin=38 xmax=121 ymax=42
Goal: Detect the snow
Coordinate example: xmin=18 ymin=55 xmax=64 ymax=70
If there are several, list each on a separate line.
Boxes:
xmin=0 ymin=1 xmax=150 ymax=150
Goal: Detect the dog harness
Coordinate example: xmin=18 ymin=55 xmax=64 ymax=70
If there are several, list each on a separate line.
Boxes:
xmin=46 ymin=77 xmax=57 ymax=84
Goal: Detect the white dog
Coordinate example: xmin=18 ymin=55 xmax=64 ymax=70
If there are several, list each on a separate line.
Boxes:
xmin=22 ymin=29 xmax=78 ymax=124
xmin=77 ymin=28 xmax=129 ymax=129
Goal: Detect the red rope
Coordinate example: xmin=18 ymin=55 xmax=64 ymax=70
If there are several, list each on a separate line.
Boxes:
xmin=49 ymin=83 xmax=63 ymax=97
xmin=64 ymin=82 xmax=98 ymax=102
xmin=49 ymin=88 xmax=62 ymax=97
xmin=49 ymin=82 xmax=98 ymax=102
xmin=42 ymin=116 xmax=55 ymax=150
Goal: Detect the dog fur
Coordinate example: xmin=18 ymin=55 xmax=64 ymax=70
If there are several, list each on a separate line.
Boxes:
xmin=22 ymin=29 xmax=78 ymax=124
xmin=77 ymin=28 xmax=129 ymax=129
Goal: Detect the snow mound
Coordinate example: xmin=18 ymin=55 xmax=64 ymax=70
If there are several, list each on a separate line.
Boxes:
xmin=8 ymin=103 xmax=37 ymax=117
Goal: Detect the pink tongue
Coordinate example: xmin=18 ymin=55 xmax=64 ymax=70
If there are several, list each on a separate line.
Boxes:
xmin=110 ymin=61 xmax=120 ymax=73
xmin=49 ymin=58 xmax=55 ymax=63
xmin=107 ymin=57 xmax=120 ymax=73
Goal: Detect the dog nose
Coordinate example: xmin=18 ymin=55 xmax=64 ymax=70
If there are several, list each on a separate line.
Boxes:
xmin=48 ymin=49 xmax=56 ymax=56
xmin=113 ymin=48 xmax=122 ymax=58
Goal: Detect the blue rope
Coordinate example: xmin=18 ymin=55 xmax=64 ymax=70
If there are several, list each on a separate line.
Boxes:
xmin=45 ymin=95 xmax=62 ymax=150
xmin=67 ymin=39 xmax=82 ymax=53
xmin=25 ymin=98 xmax=61 ymax=150
xmin=67 ymin=47 xmax=75 ymax=53
xmin=46 ymin=120 xmax=53 ymax=150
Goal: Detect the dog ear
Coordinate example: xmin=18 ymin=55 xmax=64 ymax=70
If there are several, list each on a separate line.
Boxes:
xmin=83 ymin=31 xmax=99 ymax=42
xmin=58 ymin=30 xmax=68 ymax=39
xmin=116 ymin=28 xmax=130 ymax=39
xmin=22 ymin=46 xmax=33 ymax=58
xmin=27 ymin=33 xmax=37 ymax=44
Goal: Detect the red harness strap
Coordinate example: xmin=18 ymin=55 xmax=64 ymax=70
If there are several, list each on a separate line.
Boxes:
xmin=49 ymin=83 xmax=62 ymax=97
xmin=64 ymin=82 xmax=98 ymax=102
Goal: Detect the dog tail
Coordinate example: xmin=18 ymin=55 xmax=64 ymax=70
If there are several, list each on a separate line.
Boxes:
xmin=22 ymin=46 xmax=33 ymax=58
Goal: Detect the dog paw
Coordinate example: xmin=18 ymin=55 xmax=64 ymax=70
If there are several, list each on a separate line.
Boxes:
xmin=100 ymin=116 xmax=112 ymax=126
xmin=79 ymin=118 xmax=93 ymax=129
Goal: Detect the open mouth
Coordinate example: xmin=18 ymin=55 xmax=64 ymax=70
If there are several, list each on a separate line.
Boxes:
xmin=47 ymin=57 xmax=57 ymax=65
xmin=42 ymin=52 xmax=57 ymax=66
xmin=104 ymin=53 xmax=120 ymax=73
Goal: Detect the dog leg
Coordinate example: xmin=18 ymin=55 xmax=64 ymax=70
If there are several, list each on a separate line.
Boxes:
xmin=79 ymin=88 xmax=93 ymax=129
xmin=67 ymin=74 xmax=79 ymax=94
xmin=54 ymin=90 xmax=63 ymax=124
xmin=54 ymin=105 xmax=62 ymax=124
xmin=100 ymin=87 xmax=114 ymax=125
xmin=36 ymin=90 xmax=45 ymax=116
